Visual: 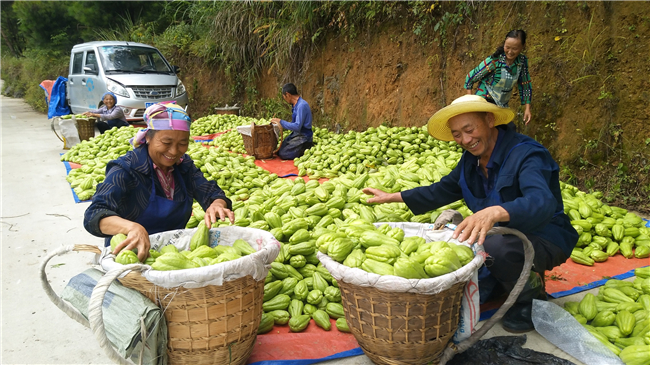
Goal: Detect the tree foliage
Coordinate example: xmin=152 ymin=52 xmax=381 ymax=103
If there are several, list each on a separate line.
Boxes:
xmin=7 ymin=1 xmax=167 ymax=54
xmin=0 ymin=1 xmax=24 ymax=57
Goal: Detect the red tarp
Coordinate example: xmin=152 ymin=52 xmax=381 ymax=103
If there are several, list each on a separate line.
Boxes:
xmin=247 ymin=319 xmax=359 ymax=364
xmin=192 ymin=130 xmax=231 ymax=141
xmin=544 ymin=255 xmax=649 ymax=294
xmin=480 ymin=256 xmax=649 ymax=315
xmin=40 ymin=80 xmax=55 ymax=103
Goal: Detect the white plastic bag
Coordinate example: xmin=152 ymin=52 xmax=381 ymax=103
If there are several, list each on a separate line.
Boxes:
xmin=59 ymin=116 xmax=81 ymax=148
xmin=236 ymin=123 xmax=281 ymax=138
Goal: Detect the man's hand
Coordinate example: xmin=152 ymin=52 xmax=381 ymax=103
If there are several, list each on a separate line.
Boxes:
xmin=205 ymin=199 xmax=235 ymax=227
xmin=452 ymin=206 xmax=509 ymax=246
xmin=362 ymin=188 xmax=403 ymax=204
xmin=112 ymin=223 xmax=151 ymax=262
xmin=270 ymin=118 xmax=281 ymax=125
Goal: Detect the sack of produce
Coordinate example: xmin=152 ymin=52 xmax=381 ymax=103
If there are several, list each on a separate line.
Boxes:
xmin=317 ymin=222 xmax=485 ymax=365
xmin=100 ymin=226 xmax=279 ymax=288
xmin=98 ymin=226 xmax=280 ymax=365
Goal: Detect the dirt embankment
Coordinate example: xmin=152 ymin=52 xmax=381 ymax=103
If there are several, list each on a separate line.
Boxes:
xmin=178 ymin=2 xmax=650 ymax=211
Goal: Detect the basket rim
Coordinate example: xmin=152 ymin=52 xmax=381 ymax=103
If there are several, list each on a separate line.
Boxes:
xmin=317 ymin=248 xmax=484 ymax=295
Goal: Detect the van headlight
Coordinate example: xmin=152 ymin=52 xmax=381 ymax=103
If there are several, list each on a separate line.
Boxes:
xmin=106 ymin=79 xmax=129 ymax=98
xmin=176 ymin=79 xmax=186 ymax=97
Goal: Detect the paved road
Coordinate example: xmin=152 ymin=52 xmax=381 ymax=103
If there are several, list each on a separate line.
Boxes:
xmin=0 ymin=86 xmax=586 ymax=365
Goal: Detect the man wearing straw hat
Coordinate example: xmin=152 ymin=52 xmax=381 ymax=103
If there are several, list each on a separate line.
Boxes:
xmin=363 ymin=95 xmax=578 ymax=333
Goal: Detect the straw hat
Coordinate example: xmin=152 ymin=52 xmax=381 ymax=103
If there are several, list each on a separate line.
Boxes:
xmin=427 ymin=95 xmax=515 ymax=141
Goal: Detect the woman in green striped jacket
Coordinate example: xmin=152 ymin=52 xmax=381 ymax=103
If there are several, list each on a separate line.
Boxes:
xmin=464 ymin=30 xmax=532 ymax=125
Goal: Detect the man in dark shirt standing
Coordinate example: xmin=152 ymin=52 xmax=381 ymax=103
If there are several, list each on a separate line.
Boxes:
xmin=271 ymin=83 xmax=313 ymax=160
xmin=363 ymin=95 xmax=578 ymax=333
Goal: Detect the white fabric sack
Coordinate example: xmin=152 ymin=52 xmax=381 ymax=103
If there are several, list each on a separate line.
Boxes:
xmin=317 ymin=222 xmax=483 ymax=343
xmin=236 ymin=123 xmax=281 ymax=139
xmin=100 ymin=226 xmax=280 ymax=289
xmin=59 ymin=116 xmax=81 ymax=148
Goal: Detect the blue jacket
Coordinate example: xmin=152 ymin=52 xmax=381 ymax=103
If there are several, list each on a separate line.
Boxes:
xmin=280 ymin=97 xmax=313 ymax=141
xmin=402 ymin=123 xmax=578 ymax=256
xmin=84 ymin=145 xmax=231 ymax=237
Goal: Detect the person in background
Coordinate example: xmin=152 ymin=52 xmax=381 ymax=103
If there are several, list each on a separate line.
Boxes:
xmin=83 ymin=103 xmax=234 ymax=261
xmin=464 ymin=30 xmax=532 ymax=125
xmin=83 ymin=91 xmax=130 ymax=134
xmin=270 ymin=83 xmax=313 ymax=160
xmin=362 ymin=95 xmax=578 ymax=333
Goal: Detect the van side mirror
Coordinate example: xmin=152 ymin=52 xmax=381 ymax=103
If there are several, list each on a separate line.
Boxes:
xmin=172 ymin=65 xmax=181 ymax=74
xmin=83 ymin=64 xmax=98 ymax=74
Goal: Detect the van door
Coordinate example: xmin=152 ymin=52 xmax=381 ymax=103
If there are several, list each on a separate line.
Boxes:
xmin=67 ymin=52 xmax=85 ymax=113
xmin=83 ymin=50 xmax=103 ymax=109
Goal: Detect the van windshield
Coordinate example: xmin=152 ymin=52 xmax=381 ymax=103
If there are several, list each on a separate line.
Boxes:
xmin=99 ymin=46 xmax=173 ymax=74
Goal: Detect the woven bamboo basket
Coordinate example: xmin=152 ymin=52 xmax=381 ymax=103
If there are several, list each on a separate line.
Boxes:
xmin=319 ymin=226 xmax=536 ymax=365
xmin=118 ymin=271 xmax=264 ymax=365
xmin=337 ymin=280 xmax=465 ymax=365
xmin=75 ymin=117 xmax=96 ymax=141
xmin=239 ymin=122 xmax=282 ymax=159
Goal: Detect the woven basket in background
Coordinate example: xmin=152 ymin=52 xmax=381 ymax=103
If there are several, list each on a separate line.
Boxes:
xmin=239 ymin=123 xmax=278 ymax=159
xmin=119 ymin=272 xmax=264 ymax=365
xmin=337 ymin=280 xmax=466 ymax=365
xmin=75 ymin=118 xmax=96 ymax=141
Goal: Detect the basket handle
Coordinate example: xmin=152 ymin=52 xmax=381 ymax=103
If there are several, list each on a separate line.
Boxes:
xmin=89 ymin=264 xmax=147 ymax=365
xmin=51 ymin=117 xmax=65 ymax=142
xmin=438 ymin=226 xmax=535 ymax=365
xmin=39 ymin=244 xmax=102 ymax=328
xmin=273 ymin=122 xmax=284 ymax=155
xmin=250 ymin=121 xmax=257 ymax=156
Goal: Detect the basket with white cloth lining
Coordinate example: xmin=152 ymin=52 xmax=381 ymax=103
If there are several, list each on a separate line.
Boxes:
xmin=42 ymin=226 xmax=280 ymax=365
xmin=317 ymin=223 xmax=534 ymax=365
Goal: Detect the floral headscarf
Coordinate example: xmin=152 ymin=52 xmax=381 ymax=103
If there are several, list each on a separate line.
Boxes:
xmin=130 ymin=102 xmax=191 ymax=148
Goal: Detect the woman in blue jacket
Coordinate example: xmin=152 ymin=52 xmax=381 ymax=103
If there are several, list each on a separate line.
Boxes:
xmin=84 ymin=103 xmax=234 ymax=261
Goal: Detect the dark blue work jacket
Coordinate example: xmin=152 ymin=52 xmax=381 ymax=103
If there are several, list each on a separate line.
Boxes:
xmin=402 ymin=123 xmax=578 ymax=256
xmin=84 ymin=145 xmax=231 ymax=239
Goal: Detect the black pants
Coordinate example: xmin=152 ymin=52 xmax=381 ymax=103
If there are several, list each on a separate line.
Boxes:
xmin=278 ymin=133 xmax=313 ymax=160
xmin=97 ymin=119 xmax=130 ymax=134
xmin=482 ymin=233 xmax=568 ymax=286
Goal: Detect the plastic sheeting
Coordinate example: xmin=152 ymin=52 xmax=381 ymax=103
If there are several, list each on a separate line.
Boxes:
xmin=532 ymin=300 xmax=624 ymax=365
xmin=447 ymin=335 xmax=576 ymax=365
xmin=47 ymin=76 xmax=72 ymax=119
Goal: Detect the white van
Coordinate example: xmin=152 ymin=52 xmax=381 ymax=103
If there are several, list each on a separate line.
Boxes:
xmin=67 ymin=41 xmax=189 ymax=122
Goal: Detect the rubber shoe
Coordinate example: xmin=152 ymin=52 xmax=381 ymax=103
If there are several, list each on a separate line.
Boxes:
xmin=501 ymin=272 xmax=547 ymax=333
xmin=502 ymin=303 xmax=535 ymax=333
